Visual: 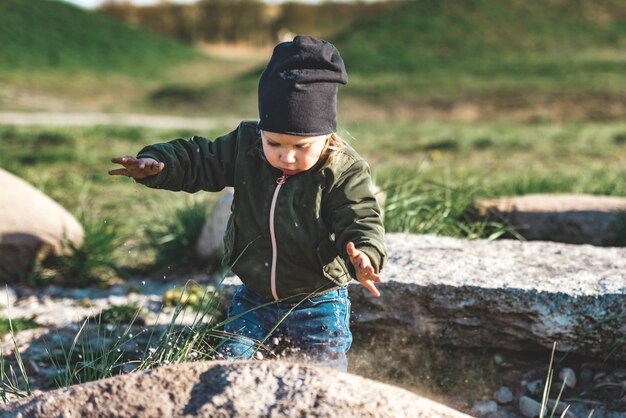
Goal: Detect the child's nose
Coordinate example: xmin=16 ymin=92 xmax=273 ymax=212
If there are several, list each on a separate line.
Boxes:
xmin=281 ymin=149 xmax=297 ymax=163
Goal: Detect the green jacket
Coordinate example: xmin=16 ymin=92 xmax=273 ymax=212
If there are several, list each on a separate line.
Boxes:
xmin=137 ymin=121 xmax=387 ymax=300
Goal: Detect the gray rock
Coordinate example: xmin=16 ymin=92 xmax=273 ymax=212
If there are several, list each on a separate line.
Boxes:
xmin=0 ymin=286 xmax=17 ymax=307
xmin=579 ymin=367 xmax=593 ymax=383
xmin=569 ymin=403 xmax=624 ymax=418
xmin=495 ymin=386 xmax=514 ymax=404
xmin=519 ymin=396 xmax=542 ymax=418
xmin=545 ymin=399 xmax=578 ymax=418
xmin=493 ymin=353 xmax=512 ymax=368
xmin=612 ymin=367 xmax=626 ymax=380
xmin=0 ymin=360 xmax=472 ymax=418
xmin=0 ymin=168 xmax=84 ymax=282
xmin=471 ymin=400 xmax=498 ymax=416
xmin=558 ymin=367 xmax=577 ymax=389
xmin=475 ymin=194 xmax=626 ymax=246
xmin=222 ymin=233 xmax=626 ymax=360
xmin=195 ymin=188 xmax=233 ymax=260
xmin=519 ymin=396 xmax=578 ymax=418
xmin=526 ymin=379 xmax=544 ymax=396
xmin=350 ymin=234 xmax=626 ymax=360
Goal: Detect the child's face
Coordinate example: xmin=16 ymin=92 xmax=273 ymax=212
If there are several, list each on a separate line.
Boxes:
xmin=261 ymin=130 xmax=329 ymax=175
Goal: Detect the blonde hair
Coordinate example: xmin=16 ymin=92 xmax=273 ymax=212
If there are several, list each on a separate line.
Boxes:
xmin=319 ymin=132 xmax=346 ymax=170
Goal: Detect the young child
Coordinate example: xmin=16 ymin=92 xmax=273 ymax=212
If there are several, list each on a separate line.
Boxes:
xmin=109 ymin=35 xmax=387 ymax=371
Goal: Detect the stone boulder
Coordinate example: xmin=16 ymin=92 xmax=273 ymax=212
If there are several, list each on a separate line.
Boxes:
xmin=221 ymin=233 xmax=626 ymax=360
xmin=195 ymin=188 xmax=233 ymax=260
xmin=0 ymin=169 xmax=83 ymax=282
xmin=475 ymin=194 xmax=626 ymax=246
xmin=0 ymin=361 xmax=471 ymax=418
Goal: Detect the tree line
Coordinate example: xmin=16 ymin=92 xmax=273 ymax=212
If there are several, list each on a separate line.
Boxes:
xmin=98 ymin=0 xmax=402 ymax=45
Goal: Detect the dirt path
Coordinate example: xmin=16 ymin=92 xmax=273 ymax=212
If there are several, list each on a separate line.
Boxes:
xmin=0 ymin=112 xmax=241 ymax=130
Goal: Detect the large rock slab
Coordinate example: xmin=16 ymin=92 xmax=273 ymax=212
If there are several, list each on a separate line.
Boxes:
xmin=476 ymin=194 xmax=626 ymax=246
xmin=222 ymin=233 xmax=626 ymax=360
xmin=355 ymin=234 xmax=626 ymax=359
xmin=0 ymin=360 xmax=471 ymax=418
xmin=0 ymin=169 xmax=83 ymax=282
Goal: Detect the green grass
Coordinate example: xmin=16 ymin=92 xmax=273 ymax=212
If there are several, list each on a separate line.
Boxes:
xmin=44 ymin=283 xmax=225 ymax=388
xmin=0 ymin=0 xmax=198 ymax=76
xmin=142 ymin=196 xmax=216 ymax=272
xmin=93 ymin=303 xmax=147 ymax=325
xmin=340 ymin=120 xmax=626 ymax=198
xmin=31 ymin=213 xmax=125 ymax=287
xmin=0 ymin=316 xmax=39 ymax=338
xmin=381 ymin=177 xmax=519 ymax=239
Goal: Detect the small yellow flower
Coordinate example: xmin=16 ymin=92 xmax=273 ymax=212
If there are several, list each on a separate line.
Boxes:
xmin=430 ymin=150 xmax=442 ymax=161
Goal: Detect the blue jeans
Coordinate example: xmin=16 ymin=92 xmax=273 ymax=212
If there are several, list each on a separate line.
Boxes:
xmin=218 ymin=285 xmax=352 ymax=372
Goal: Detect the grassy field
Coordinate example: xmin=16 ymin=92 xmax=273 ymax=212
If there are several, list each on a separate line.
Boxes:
xmin=4 ymin=119 xmax=625 ymax=220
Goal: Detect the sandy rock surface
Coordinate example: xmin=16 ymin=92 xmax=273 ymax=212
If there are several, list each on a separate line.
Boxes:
xmin=352 ymin=234 xmax=626 ymax=359
xmin=0 ymin=360 xmax=472 ymax=418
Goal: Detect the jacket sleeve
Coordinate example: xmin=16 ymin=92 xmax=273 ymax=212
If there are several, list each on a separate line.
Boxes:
xmin=134 ymin=125 xmax=240 ymax=193
xmin=326 ymin=159 xmax=387 ymax=275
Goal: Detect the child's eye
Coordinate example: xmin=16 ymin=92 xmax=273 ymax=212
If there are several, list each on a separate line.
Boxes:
xmin=296 ymin=144 xmax=309 ymax=149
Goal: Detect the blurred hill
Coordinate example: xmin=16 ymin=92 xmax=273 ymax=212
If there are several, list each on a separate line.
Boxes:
xmin=0 ymin=0 xmax=198 ymax=75
xmin=336 ymin=0 xmax=626 ymax=74
xmin=320 ymin=0 xmax=626 ymax=122
xmin=2 ymin=0 xmax=626 ymax=121
xmin=97 ymin=0 xmax=396 ymax=46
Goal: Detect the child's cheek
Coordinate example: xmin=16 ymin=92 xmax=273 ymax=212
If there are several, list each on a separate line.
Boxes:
xmin=262 ymin=146 xmax=278 ymax=168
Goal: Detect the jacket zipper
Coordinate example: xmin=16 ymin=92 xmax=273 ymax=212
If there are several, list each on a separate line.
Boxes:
xmin=269 ymin=174 xmax=288 ymax=300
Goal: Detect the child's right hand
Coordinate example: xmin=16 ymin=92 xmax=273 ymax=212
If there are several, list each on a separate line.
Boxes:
xmin=346 ymin=242 xmax=382 ymax=298
xmin=109 ymin=156 xmax=164 ymax=180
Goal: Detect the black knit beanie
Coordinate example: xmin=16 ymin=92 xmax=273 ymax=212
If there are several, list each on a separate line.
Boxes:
xmin=258 ymin=35 xmax=348 ymax=136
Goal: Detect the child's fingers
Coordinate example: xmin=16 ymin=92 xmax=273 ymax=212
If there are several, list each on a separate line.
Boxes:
xmin=111 ymin=156 xmax=136 ymax=166
xmin=367 ymin=270 xmax=382 ymax=282
xmin=361 ymin=265 xmax=381 ymax=281
xmin=346 ymin=242 xmax=358 ymax=258
xmin=361 ymin=279 xmax=380 ymax=298
xmin=108 ymin=168 xmax=129 ymax=176
xmin=138 ymin=160 xmax=163 ymax=172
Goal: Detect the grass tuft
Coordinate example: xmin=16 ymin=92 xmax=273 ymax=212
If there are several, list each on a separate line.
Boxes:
xmin=382 ymin=176 xmax=518 ymax=240
xmin=142 ymin=196 xmax=214 ymax=272
xmin=0 ymin=316 xmax=39 ymax=338
xmin=31 ymin=214 xmax=124 ymax=287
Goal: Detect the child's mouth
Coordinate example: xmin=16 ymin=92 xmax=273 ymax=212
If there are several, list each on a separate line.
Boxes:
xmin=281 ymin=168 xmax=298 ymax=175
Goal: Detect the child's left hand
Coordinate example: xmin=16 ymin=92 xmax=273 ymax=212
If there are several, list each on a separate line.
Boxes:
xmin=346 ymin=242 xmax=382 ymax=298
